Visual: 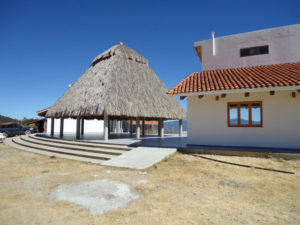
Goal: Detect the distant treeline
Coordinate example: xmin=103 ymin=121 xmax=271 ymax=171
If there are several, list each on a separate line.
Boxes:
xmin=0 ymin=115 xmax=38 ymax=125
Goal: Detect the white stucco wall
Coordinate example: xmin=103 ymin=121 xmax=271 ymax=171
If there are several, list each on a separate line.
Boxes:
xmin=187 ymin=90 xmax=300 ymax=149
xmin=46 ymin=118 xmax=103 ymax=135
xmin=194 ymin=24 xmax=300 ymax=71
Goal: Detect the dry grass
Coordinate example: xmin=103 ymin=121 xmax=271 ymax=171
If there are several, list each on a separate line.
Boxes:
xmin=0 ymin=143 xmax=300 ymax=225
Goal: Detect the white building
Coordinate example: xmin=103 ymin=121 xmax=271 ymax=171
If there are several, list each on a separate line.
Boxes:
xmin=194 ymin=24 xmax=300 ymax=70
xmin=169 ymin=24 xmax=300 ymax=149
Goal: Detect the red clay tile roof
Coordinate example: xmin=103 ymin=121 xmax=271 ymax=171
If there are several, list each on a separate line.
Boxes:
xmin=167 ymin=62 xmax=300 ymax=95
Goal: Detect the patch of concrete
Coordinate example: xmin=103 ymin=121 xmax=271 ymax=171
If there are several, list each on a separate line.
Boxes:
xmin=102 ymin=147 xmax=176 ymax=169
xmin=49 ymin=179 xmax=141 ymax=216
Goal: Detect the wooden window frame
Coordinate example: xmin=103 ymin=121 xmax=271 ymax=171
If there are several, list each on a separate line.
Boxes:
xmin=227 ymin=101 xmax=263 ymax=127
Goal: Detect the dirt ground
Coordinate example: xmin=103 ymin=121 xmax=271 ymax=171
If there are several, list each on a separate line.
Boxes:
xmin=0 ymin=143 xmax=300 ymax=225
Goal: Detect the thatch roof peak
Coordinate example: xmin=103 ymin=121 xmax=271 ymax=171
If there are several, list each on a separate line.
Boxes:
xmin=46 ymin=44 xmax=186 ymax=120
xmin=92 ymin=44 xmax=148 ymax=67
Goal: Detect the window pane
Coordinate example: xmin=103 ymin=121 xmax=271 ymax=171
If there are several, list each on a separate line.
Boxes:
xmin=240 ymin=104 xmax=249 ymax=125
xmin=229 ymin=104 xmax=238 ymax=125
xmin=251 ymin=103 xmax=261 ymax=125
xmin=240 ymin=45 xmax=269 ymax=57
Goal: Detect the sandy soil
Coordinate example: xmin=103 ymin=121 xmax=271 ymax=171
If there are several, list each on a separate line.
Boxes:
xmin=0 ymin=143 xmax=300 ymax=225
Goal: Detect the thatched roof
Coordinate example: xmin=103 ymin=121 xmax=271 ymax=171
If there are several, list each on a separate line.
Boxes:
xmin=46 ymin=43 xmax=186 ymax=120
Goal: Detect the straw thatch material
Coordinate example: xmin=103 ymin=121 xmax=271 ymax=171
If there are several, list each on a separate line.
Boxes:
xmin=46 ymin=44 xmax=186 ymax=120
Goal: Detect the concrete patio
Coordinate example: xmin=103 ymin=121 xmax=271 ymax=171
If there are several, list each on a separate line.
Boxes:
xmin=39 ymin=133 xmax=188 ymax=148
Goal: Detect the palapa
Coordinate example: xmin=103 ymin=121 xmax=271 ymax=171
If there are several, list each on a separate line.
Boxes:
xmin=46 ymin=43 xmax=186 ymax=120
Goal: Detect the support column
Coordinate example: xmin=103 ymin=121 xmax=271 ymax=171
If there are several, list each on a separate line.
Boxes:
xmin=60 ymin=118 xmax=64 ymax=138
xmin=103 ymin=114 xmax=109 ymax=141
xmin=44 ymin=119 xmax=47 ymax=133
xmin=76 ymin=117 xmax=81 ymax=139
xmin=108 ymin=119 xmax=111 ymax=136
xmin=116 ymin=120 xmax=121 ymax=133
xmin=142 ymin=119 xmax=145 ymax=136
xmin=136 ymin=118 xmax=140 ymax=139
xmin=130 ymin=119 xmax=133 ymax=136
xmin=159 ymin=119 xmax=164 ymax=138
xmin=112 ymin=120 xmax=116 ymax=133
xmin=179 ymin=119 xmax=183 ymax=136
xmin=158 ymin=119 xmax=161 ymax=137
xmin=51 ymin=118 xmax=54 ymax=136
xmin=81 ymin=119 xmax=84 ymax=135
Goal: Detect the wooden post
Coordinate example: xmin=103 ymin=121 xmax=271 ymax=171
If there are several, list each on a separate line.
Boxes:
xmin=103 ymin=114 xmax=109 ymax=141
xmin=136 ymin=118 xmax=140 ymax=139
xmin=130 ymin=119 xmax=133 ymax=136
xmin=60 ymin=118 xmax=64 ymax=138
xmin=81 ymin=118 xmax=84 ymax=135
xmin=76 ymin=117 xmax=81 ymax=139
xmin=44 ymin=119 xmax=47 ymax=133
xmin=142 ymin=119 xmax=145 ymax=136
xmin=179 ymin=119 xmax=183 ymax=136
xmin=51 ymin=118 xmax=54 ymax=136
xmin=159 ymin=119 xmax=164 ymax=138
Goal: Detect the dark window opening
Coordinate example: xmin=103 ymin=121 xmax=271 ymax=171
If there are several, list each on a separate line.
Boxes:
xmin=240 ymin=45 xmax=269 ymax=57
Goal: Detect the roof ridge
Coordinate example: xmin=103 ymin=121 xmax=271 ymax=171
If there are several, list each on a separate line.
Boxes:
xmin=199 ymin=61 xmax=300 ymax=73
xmin=92 ymin=44 xmax=148 ymax=67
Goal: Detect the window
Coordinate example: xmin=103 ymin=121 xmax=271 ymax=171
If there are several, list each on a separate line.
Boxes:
xmin=228 ymin=101 xmax=262 ymax=127
xmin=240 ymin=45 xmax=269 ymax=57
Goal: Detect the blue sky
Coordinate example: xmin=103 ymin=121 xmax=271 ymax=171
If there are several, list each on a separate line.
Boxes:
xmin=0 ymin=0 xmax=299 ymax=119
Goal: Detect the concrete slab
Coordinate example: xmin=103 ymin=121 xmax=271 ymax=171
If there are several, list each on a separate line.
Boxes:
xmin=39 ymin=133 xmax=187 ymax=148
xmin=102 ymin=147 xmax=177 ymax=169
xmin=49 ymin=179 xmax=141 ymax=216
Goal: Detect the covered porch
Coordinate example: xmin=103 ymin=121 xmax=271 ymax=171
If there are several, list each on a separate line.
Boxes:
xmin=46 ymin=116 xmax=186 ymax=146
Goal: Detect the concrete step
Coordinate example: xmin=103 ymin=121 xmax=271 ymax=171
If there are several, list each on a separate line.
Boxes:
xmin=31 ymin=134 xmax=131 ymax=151
xmin=12 ymin=136 xmax=114 ymax=161
xmin=4 ymin=138 xmax=105 ymax=164
xmin=21 ymin=135 xmax=124 ymax=156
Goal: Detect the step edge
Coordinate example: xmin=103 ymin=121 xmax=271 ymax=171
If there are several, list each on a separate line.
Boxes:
xmin=6 ymin=139 xmax=104 ymax=164
xmin=12 ymin=137 xmax=112 ymax=161
xmin=21 ymin=136 xmax=122 ymax=155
